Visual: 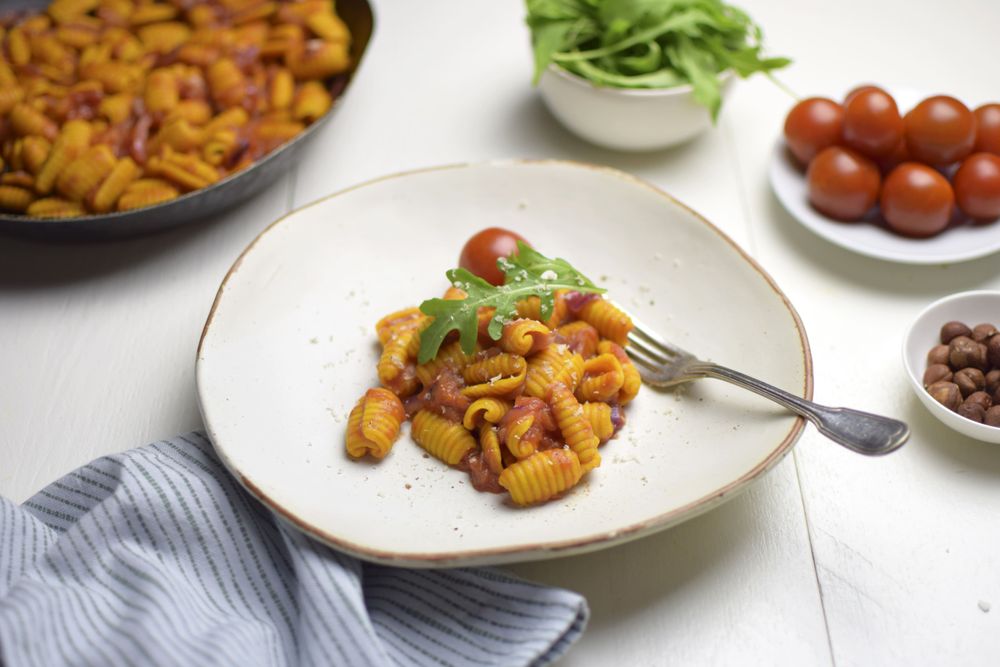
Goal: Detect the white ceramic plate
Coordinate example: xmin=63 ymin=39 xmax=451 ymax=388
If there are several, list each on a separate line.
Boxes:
xmin=902 ymin=290 xmax=1000 ymax=443
xmin=769 ymin=89 xmax=1000 ymax=265
xmin=197 ymin=160 xmax=812 ymax=567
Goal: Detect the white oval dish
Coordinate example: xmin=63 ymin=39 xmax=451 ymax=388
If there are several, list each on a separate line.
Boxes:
xmin=538 ymin=65 xmax=733 ymax=151
xmin=769 ymin=89 xmax=1000 ymax=265
xmin=197 ymin=160 xmax=812 ymax=567
xmin=903 ymin=290 xmax=1000 ymax=443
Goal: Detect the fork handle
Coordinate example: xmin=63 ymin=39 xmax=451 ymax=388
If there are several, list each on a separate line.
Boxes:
xmin=690 ymin=363 xmax=910 ymax=456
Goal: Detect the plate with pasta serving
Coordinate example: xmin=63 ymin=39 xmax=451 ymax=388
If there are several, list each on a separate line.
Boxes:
xmin=196 ymin=160 xmax=813 ymax=567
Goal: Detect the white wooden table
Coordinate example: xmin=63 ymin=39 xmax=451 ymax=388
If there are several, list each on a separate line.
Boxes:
xmin=2 ymin=1 xmax=998 ymax=664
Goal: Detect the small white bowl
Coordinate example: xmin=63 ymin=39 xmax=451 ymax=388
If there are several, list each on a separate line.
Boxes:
xmin=538 ymin=64 xmax=733 ymax=151
xmin=903 ymin=291 xmax=1000 ymax=443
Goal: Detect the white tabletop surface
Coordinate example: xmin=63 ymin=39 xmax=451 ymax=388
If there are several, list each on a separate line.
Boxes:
xmin=3 ymin=1 xmax=999 ymax=664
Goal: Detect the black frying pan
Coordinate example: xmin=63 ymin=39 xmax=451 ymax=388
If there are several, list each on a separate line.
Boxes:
xmin=0 ymin=0 xmax=373 ymax=241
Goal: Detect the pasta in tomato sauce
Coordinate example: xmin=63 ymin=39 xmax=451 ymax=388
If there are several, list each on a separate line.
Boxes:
xmin=0 ymin=0 xmax=351 ymax=217
xmin=345 ymin=240 xmax=639 ymax=507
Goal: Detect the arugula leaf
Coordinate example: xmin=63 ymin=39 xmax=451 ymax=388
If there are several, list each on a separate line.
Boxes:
xmin=529 ymin=20 xmax=575 ymax=83
xmin=599 ymin=0 xmax=683 ymax=26
xmin=417 ymin=243 xmax=605 ymax=364
xmin=569 ymin=58 xmax=684 ymax=87
xmin=526 ymin=0 xmax=600 ymax=82
xmin=670 ymin=35 xmax=723 ymax=119
xmin=525 ymin=0 xmax=790 ymax=120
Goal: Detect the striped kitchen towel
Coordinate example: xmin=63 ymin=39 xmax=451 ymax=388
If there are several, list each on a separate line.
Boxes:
xmin=0 ymin=432 xmax=587 ymax=667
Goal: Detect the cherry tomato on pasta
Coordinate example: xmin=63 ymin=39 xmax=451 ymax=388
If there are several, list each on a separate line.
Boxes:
xmin=783 ymin=97 xmax=844 ymax=165
xmin=842 ymin=89 xmax=903 ymax=158
xmin=904 ymin=96 xmax=977 ymax=165
xmin=806 ymin=146 xmax=881 ymax=221
xmin=880 ymin=162 xmax=954 ymax=237
xmin=974 ymin=104 xmax=1000 ymax=155
xmin=459 ymin=227 xmax=529 ymax=286
xmin=953 ymin=153 xmax=1000 ymax=220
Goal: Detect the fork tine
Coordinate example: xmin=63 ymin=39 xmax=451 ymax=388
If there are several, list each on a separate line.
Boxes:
xmin=622 ymin=343 xmax=665 ymax=371
xmin=608 ymin=299 xmax=686 ymax=358
xmin=629 ymin=320 xmax=684 ymax=356
xmin=620 ymin=342 xmax=673 ymax=385
xmin=625 ymin=331 xmax=673 ymax=365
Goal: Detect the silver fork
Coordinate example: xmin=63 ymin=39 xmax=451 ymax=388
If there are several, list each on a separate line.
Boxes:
xmin=619 ymin=307 xmax=910 ymax=456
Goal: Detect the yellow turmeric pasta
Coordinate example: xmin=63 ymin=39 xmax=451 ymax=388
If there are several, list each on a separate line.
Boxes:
xmin=170 ymin=99 xmax=213 ymax=126
xmin=154 ymin=119 xmax=204 ymax=154
xmin=10 ymin=103 xmax=58 ymax=140
xmin=285 ymin=39 xmax=349 ymax=80
xmin=145 ymin=150 xmax=220 ymax=192
xmin=479 ymin=426 xmax=504 ymax=476
xmin=0 ymin=185 xmax=35 ymax=212
xmin=502 ymin=411 xmax=539 ymax=460
xmin=0 ymin=88 xmax=25 ymax=115
xmin=499 ymin=319 xmax=550 ymax=356
xmin=305 ymin=12 xmax=349 ymax=43
xmin=144 ymin=69 xmax=179 ymax=115
xmin=345 ymin=388 xmax=405 ymax=460
xmin=116 ymin=178 xmax=179 ymax=211
xmin=202 ymin=130 xmax=239 ymax=166
xmin=269 ymin=67 xmax=295 ymax=109
xmin=498 ymin=449 xmax=583 ymax=507
xmin=35 ymin=119 xmax=91 ymax=195
xmin=90 ymin=156 xmax=139 ymax=212
xmin=0 ymin=0 xmax=353 ymax=217
xmin=376 ymin=319 xmax=422 ymax=398
xmin=347 ymin=234 xmax=641 ymax=507
xmin=598 ymin=341 xmax=642 ymax=404
xmin=415 ymin=340 xmax=475 ymax=388
xmin=554 ymin=320 xmax=600 ymax=358
xmin=582 ymin=401 xmax=617 ymax=443
xmin=292 ymin=81 xmax=332 ymax=122
xmin=549 ymin=382 xmax=601 ymax=472
xmin=462 ymin=398 xmax=511 ymax=431
xmin=262 ymin=23 xmax=304 ymax=57
xmin=21 ymin=136 xmax=52 ymax=174
xmin=1 ymin=172 xmax=34 ymax=188
xmin=26 ymin=197 xmax=85 ymax=217
xmin=515 ymin=291 xmax=568 ymax=328
xmin=577 ymin=298 xmax=634 ymax=346
xmin=524 ymin=343 xmax=584 ymax=399
xmin=376 ymin=307 xmax=426 ymax=345
xmin=411 ymin=410 xmax=477 ymax=466
xmin=56 ymin=144 xmax=116 ymax=202
xmin=576 ymin=353 xmax=625 ymax=403
xmin=461 ymin=353 xmax=527 ymax=398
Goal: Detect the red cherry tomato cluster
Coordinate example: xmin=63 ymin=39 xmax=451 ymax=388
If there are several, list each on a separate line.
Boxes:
xmin=784 ymin=86 xmax=1000 ymax=238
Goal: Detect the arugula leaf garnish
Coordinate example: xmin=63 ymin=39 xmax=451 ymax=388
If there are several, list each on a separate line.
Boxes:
xmin=416 ymin=242 xmax=605 ymax=364
xmin=526 ymin=0 xmax=790 ymax=120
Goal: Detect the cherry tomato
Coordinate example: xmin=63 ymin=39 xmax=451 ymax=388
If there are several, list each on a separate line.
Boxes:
xmin=844 ymin=84 xmax=887 ymax=106
xmin=880 ymin=162 xmax=954 ymax=237
xmin=459 ymin=227 xmax=528 ymax=286
xmin=877 ymin=139 xmax=910 ymax=174
xmin=974 ymin=103 xmax=1000 ymax=155
xmin=953 ymin=153 xmax=1000 ymax=220
xmin=904 ymin=96 xmax=977 ymax=165
xmin=806 ymin=146 xmax=881 ymax=221
xmin=783 ymin=97 xmax=843 ymax=166
xmin=842 ymin=89 xmax=903 ymax=158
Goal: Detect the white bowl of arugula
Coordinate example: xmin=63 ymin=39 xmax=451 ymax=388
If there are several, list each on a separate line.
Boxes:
xmin=528 ymin=0 xmax=789 ymax=151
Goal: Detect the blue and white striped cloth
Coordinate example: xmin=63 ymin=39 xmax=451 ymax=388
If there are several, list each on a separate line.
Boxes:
xmin=0 ymin=432 xmax=588 ymax=666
